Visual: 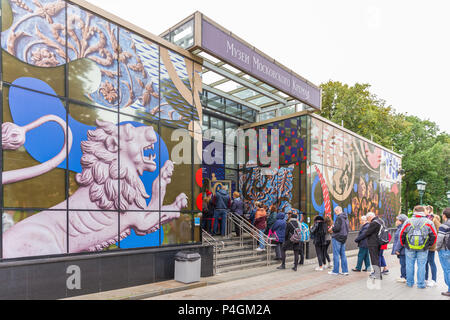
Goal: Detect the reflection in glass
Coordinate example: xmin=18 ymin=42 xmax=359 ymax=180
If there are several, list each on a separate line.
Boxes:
xmin=160 ymin=125 xmax=193 ymax=212
xmin=162 ymin=214 xmax=194 ymax=245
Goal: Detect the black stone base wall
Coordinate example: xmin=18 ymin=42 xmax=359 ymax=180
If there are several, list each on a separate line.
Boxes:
xmin=0 ymin=244 xmax=213 ymax=300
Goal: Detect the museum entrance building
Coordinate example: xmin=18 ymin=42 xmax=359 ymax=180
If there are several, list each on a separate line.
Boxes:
xmin=0 ymin=1 xmax=401 ymax=299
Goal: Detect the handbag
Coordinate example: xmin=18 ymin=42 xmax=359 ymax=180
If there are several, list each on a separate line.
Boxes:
xmin=268 ymin=230 xmax=279 ymax=243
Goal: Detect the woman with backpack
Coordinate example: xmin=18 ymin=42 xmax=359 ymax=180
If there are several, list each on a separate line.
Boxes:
xmin=311 ymin=215 xmax=328 ymax=271
xmin=277 ymin=211 xmax=302 ymax=271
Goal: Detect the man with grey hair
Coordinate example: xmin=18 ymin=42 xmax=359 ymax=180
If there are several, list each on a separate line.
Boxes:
xmin=358 ymin=212 xmax=384 ymax=280
xmin=353 ymin=215 xmax=372 ymax=272
xmin=328 ymin=206 xmax=350 ymax=276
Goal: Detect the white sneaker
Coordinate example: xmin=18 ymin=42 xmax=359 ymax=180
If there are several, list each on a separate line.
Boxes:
xmin=315 ymin=266 xmax=324 ymax=271
xmin=328 ymin=271 xmax=339 ymax=276
xmin=340 ymin=272 xmax=349 ymax=276
xmin=396 ymin=278 xmax=407 ymax=283
xmin=255 ymin=247 xmax=265 ymax=252
xmin=427 ymin=280 xmax=436 ymax=287
xmin=327 ymin=264 xmax=333 ymax=269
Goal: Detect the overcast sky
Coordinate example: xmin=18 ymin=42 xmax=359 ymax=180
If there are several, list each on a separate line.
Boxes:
xmin=88 ymin=0 xmax=450 ymax=134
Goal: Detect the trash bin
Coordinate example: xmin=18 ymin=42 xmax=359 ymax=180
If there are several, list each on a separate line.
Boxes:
xmin=174 ymin=251 xmax=201 ymax=284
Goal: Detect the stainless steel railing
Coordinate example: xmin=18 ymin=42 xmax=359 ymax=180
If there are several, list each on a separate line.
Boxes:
xmin=226 ymin=213 xmax=273 ymax=266
xmin=201 ymin=229 xmax=225 ymax=275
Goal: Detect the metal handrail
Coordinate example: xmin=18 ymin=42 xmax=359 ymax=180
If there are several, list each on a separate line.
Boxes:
xmin=202 ymin=229 xmax=225 ymax=275
xmin=226 ymin=212 xmax=273 ymax=266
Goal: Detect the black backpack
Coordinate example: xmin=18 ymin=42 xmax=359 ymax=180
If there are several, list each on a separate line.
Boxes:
xmin=375 ymin=219 xmax=390 ymax=246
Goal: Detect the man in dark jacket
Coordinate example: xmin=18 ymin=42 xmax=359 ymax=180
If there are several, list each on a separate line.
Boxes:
xmin=329 ymin=206 xmax=350 ymax=276
xmin=358 ymin=212 xmax=383 ymax=280
xmin=352 ymin=215 xmax=371 ymax=272
xmin=212 ymin=186 xmax=231 ymax=236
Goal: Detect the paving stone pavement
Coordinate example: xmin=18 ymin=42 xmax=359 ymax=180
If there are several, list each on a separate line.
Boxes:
xmin=148 ymin=250 xmax=449 ymax=300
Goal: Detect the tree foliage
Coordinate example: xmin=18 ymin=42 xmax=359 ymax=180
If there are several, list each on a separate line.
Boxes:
xmin=319 ymin=81 xmax=450 ymax=213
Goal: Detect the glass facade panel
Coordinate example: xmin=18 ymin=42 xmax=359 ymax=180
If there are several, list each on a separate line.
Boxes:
xmin=162 ymin=214 xmax=194 ymax=246
xmin=0 ymin=0 xmax=203 ymax=260
xmin=67 ymin=103 xmax=119 ymax=211
xmin=2 ymin=210 xmax=67 ymax=259
xmin=118 ymin=30 xmax=161 ymax=121
xmin=172 ymin=19 xmax=194 ymax=49
xmin=3 ymin=86 xmax=67 ymax=209
xmin=67 ymin=3 xmax=119 ymax=109
xmin=225 ymin=100 xmax=241 ymax=118
xmin=160 ymin=125 xmax=193 ymax=212
xmin=1 ymin=0 xmax=66 ymax=96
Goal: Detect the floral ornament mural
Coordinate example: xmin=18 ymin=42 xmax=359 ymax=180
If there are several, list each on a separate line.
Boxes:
xmin=1 ymin=0 xmax=201 ymax=128
xmin=240 ymin=166 xmax=295 ymax=215
xmin=350 ymin=175 xmax=380 ymax=231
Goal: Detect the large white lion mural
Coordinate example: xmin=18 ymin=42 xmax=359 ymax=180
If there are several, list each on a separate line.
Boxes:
xmin=1 ymin=117 xmax=187 ymax=259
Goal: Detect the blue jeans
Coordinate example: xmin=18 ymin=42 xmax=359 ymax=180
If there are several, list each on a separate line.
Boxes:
xmin=213 ymin=210 xmax=228 ymax=236
xmin=258 ymin=230 xmax=265 ymax=249
xmin=398 ymin=255 xmax=406 ymax=279
xmin=379 ymin=249 xmax=386 ymax=268
xmin=332 ymin=238 xmax=348 ymax=274
xmin=438 ymin=250 xmax=450 ymax=293
xmin=425 ymin=250 xmax=437 ymax=282
xmin=405 ymin=249 xmax=428 ymax=288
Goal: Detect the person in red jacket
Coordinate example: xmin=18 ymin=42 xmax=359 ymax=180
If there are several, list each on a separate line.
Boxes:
xmin=379 ymin=232 xmax=392 ymax=275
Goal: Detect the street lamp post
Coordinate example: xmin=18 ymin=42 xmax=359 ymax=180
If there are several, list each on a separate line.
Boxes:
xmin=447 ymin=191 xmax=450 ymax=207
xmin=416 ymin=180 xmax=427 ymax=205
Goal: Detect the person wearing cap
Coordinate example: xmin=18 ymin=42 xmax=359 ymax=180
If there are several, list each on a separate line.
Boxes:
xmin=400 ymin=205 xmax=437 ymax=289
xmin=392 ymin=214 xmax=408 ymax=283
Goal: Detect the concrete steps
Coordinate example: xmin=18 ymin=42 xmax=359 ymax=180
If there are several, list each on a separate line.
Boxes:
xmin=209 ymin=233 xmax=298 ymax=275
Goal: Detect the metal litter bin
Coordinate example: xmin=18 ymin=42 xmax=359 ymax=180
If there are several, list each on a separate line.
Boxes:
xmin=174 ymin=251 xmax=201 ymax=284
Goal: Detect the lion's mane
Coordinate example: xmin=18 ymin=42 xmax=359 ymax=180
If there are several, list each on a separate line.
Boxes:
xmin=75 ymin=120 xmax=150 ymax=211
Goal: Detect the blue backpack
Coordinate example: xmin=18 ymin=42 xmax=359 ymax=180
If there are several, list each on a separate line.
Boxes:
xmin=290 ymin=222 xmax=310 ymax=243
xmin=300 ymin=222 xmax=310 ymax=242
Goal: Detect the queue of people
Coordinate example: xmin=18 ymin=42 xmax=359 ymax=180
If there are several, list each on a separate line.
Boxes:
xmin=201 ymin=189 xmax=450 ymax=297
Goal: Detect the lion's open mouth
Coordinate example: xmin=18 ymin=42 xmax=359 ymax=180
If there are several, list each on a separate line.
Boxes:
xmin=142 ymin=144 xmax=157 ymax=165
